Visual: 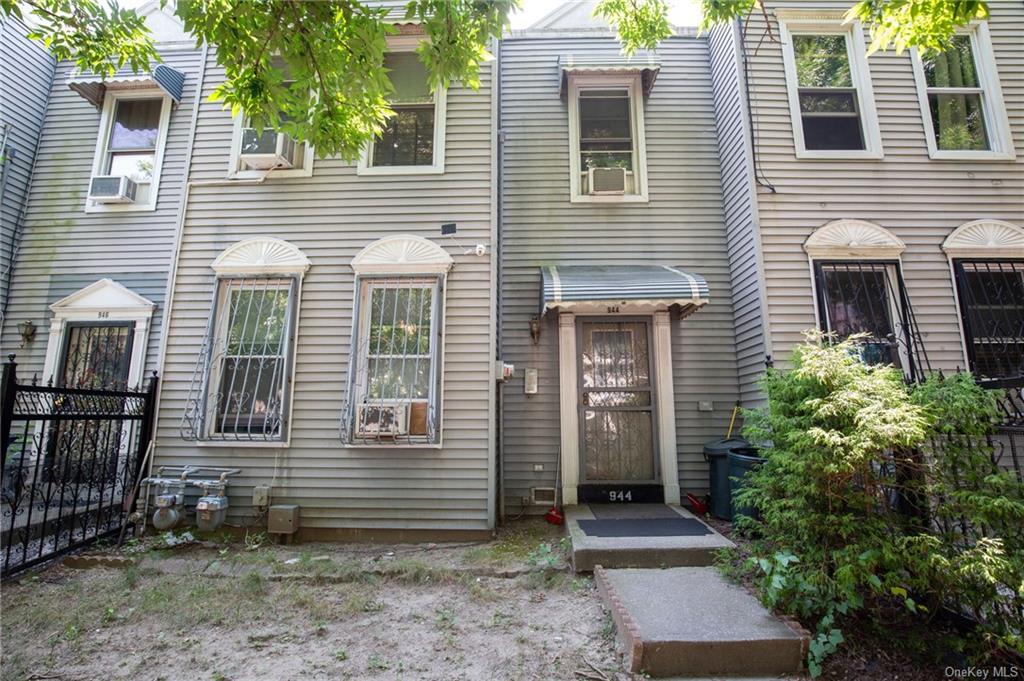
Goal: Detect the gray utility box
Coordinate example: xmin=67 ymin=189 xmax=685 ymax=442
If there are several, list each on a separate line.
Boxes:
xmin=268 ymin=504 xmax=300 ymax=535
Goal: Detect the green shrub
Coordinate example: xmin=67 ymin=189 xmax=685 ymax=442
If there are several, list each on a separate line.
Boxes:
xmin=734 ymin=333 xmax=1024 ymax=675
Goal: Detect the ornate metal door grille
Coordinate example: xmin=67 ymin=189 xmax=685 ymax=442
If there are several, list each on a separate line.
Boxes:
xmin=578 ymin=320 xmax=657 ymax=483
xmin=1 ymin=356 xmax=157 ymax=578
xmin=813 ymin=261 xmax=930 ymax=382
xmin=59 ymin=323 xmax=134 ymax=390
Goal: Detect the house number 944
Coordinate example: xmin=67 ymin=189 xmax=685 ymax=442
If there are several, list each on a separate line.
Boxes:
xmin=608 ymin=490 xmax=632 ymax=502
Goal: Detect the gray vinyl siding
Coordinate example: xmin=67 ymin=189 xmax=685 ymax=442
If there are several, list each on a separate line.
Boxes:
xmin=707 ymin=21 xmax=769 ymax=406
xmin=0 ymin=47 xmax=203 ymax=379
xmin=152 ymin=47 xmax=496 ymax=532
xmin=499 ymin=32 xmax=740 ymax=513
xmin=0 ymin=17 xmax=54 ymax=317
xmin=739 ymin=0 xmax=1024 ymax=373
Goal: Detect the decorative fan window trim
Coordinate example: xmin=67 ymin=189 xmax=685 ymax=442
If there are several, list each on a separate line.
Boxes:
xmin=342 ymin=235 xmax=452 ymax=448
xmin=181 ymin=238 xmax=310 ymax=447
xmin=803 ymin=219 xmax=906 ymax=259
xmin=942 ymin=219 xmax=1024 ymax=259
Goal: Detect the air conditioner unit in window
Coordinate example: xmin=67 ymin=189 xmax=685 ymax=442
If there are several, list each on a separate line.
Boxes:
xmin=588 ymin=166 xmax=627 ymax=195
xmin=355 ymin=404 xmax=409 ymax=438
xmin=239 ymin=129 xmax=297 ymax=170
xmin=87 ymin=175 xmax=138 ymax=204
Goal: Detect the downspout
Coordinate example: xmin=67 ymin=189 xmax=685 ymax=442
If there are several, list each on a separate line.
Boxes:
xmin=149 ymin=43 xmax=285 ymax=475
xmin=489 ymin=36 xmax=502 ymax=529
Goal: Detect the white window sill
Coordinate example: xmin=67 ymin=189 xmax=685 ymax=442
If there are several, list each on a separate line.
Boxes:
xmin=84 ymin=202 xmax=158 ymax=213
xmin=357 ymin=164 xmax=445 ymax=176
xmin=228 ymin=167 xmax=314 ymax=180
xmin=342 ymin=442 xmax=443 ymax=450
xmin=928 ymin=150 xmax=1016 ymax=162
xmin=794 ymin=149 xmax=885 ymax=161
xmin=194 ymin=439 xmax=291 ymax=448
xmin=570 ymin=193 xmax=649 ymax=204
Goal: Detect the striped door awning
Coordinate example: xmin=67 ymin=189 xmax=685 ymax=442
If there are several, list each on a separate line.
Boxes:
xmin=68 ymin=63 xmax=186 ymax=108
xmin=540 ymin=265 xmax=709 ymax=316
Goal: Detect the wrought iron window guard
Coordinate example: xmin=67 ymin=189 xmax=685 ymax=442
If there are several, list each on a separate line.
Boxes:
xmin=952 ymin=259 xmax=1024 ymax=382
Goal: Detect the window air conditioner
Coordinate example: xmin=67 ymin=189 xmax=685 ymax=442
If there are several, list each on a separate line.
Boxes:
xmin=239 ymin=129 xmax=297 ymax=170
xmin=588 ymin=166 xmax=627 ymax=195
xmin=87 ymin=175 xmax=138 ymax=204
xmin=356 ymin=404 xmax=409 ymax=437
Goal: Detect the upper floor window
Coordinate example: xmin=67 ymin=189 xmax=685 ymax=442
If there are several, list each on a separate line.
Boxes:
xmin=86 ymin=92 xmax=172 ymax=212
xmin=778 ymin=12 xmax=882 ymax=159
xmin=359 ymin=44 xmax=447 ymax=175
xmin=911 ymin=24 xmax=1015 ymax=160
xmin=568 ymin=74 xmax=648 ymax=202
xmin=229 ymin=99 xmax=314 ymax=179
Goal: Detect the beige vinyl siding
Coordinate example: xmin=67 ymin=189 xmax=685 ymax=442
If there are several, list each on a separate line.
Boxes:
xmin=0 ymin=18 xmax=54 ymax=316
xmin=707 ymin=21 xmax=770 ymax=406
xmin=0 ymin=47 xmax=202 ymax=378
xmin=740 ymin=0 xmax=1024 ymax=373
xmin=499 ymin=33 xmax=740 ymax=513
xmin=153 ymin=47 xmax=496 ymax=532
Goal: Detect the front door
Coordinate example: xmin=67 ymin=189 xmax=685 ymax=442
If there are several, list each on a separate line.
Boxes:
xmin=578 ymin=319 xmax=660 ymax=503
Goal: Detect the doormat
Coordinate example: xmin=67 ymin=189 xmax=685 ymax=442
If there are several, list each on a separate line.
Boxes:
xmin=577 ymin=518 xmax=712 ymax=537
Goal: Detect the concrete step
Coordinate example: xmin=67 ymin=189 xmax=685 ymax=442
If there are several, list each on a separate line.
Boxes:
xmin=596 ymin=566 xmax=808 ymax=678
xmin=567 ymin=504 xmax=734 ymax=571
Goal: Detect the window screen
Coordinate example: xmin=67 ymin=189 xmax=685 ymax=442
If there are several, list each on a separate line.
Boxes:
xmin=105 ymin=98 xmax=161 ymax=183
xmin=922 ymin=35 xmax=990 ymax=151
xmin=578 ymin=88 xmax=633 ymax=171
xmin=953 ymin=261 xmax=1024 ymax=380
xmin=372 ymin=53 xmax=435 ymax=167
xmin=792 ymin=34 xmax=865 ymax=151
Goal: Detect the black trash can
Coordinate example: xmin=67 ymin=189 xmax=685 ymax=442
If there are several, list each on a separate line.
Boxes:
xmin=703 ymin=438 xmax=749 ymax=520
xmin=728 ymin=446 xmax=766 ymax=522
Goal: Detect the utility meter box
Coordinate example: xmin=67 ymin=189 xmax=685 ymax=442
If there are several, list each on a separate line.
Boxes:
xmin=268 ymin=504 xmax=300 ymax=535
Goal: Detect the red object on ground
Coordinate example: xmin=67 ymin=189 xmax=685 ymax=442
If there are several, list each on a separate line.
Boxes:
xmin=686 ymin=493 xmax=709 ymax=515
xmin=544 ymin=506 xmax=564 ymax=525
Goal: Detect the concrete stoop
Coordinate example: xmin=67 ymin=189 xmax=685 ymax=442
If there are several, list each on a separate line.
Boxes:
xmin=595 ymin=566 xmax=809 ymax=678
xmin=567 ymin=505 xmax=734 ymax=571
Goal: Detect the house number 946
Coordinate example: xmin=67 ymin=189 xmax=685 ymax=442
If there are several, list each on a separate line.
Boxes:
xmin=97 ymin=311 xmax=110 ymax=318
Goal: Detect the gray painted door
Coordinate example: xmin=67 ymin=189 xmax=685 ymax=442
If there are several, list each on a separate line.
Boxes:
xmin=578 ymin=320 xmax=657 ymax=483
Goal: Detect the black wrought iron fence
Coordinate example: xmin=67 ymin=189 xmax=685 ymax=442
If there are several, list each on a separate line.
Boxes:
xmin=1 ymin=355 xmax=157 ymax=578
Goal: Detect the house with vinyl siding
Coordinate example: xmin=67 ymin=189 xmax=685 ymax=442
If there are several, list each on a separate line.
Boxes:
xmin=0 ymin=2 xmax=201 ymax=394
xmin=150 ymin=20 xmax=498 ymax=539
xmin=706 ymin=0 xmax=1024 ymax=404
xmin=498 ymin=3 xmax=741 ymax=516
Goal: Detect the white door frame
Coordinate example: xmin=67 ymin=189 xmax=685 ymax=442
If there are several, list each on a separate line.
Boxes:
xmin=557 ymin=308 xmax=681 ymax=505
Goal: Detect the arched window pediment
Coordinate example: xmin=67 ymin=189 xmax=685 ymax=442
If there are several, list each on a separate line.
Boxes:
xmin=351 ymin=234 xmax=453 ymax=275
xmin=804 ymin=219 xmax=906 ymax=259
xmin=211 ymin=237 xmax=311 ymax=276
xmin=942 ymin=220 xmax=1024 ymax=259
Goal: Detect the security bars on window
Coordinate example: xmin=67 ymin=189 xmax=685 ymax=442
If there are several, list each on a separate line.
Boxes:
xmin=813 ymin=261 xmax=930 ymax=383
xmin=181 ymin=277 xmax=296 ymax=442
xmin=953 ymin=260 xmax=1024 ymax=381
xmin=340 ymin=277 xmax=441 ymax=445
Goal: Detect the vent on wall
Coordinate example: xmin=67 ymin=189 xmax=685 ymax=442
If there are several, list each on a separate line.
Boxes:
xmin=531 ymin=487 xmax=556 ymax=505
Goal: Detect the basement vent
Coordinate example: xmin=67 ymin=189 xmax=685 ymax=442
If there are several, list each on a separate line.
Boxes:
xmin=531 ymin=487 xmax=556 ymax=505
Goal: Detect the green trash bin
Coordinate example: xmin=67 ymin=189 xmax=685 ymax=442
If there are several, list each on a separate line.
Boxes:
xmin=728 ymin=446 xmax=766 ymax=522
xmin=703 ymin=438 xmax=748 ymax=520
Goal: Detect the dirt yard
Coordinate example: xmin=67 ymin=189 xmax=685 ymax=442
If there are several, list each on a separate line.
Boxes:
xmin=0 ymin=522 xmax=630 ymax=681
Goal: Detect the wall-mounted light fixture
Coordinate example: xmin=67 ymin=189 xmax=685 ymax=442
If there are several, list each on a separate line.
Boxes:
xmin=529 ymin=316 xmax=541 ymax=345
xmin=17 ymin=320 xmax=36 ymax=348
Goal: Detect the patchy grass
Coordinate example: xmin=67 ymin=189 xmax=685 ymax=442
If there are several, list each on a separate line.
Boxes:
xmin=464 ymin=521 xmax=562 ymax=566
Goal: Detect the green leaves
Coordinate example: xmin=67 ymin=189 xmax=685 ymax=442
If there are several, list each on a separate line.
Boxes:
xmin=594 ymin=0 xmax=673 ymax=56
xmin=846 ymin=0 xmax=990 ymax=56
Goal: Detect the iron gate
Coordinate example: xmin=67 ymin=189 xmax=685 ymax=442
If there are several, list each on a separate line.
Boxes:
xmin=0 ymin=355 xmax=157 ymax=577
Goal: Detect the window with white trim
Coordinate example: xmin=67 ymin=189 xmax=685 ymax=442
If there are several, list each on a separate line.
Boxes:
xmin=568 ymin=74 xmax=648 ymax=201
xmin=952 ymin=260 xmax=1024 ymax=380
xmin=778 ymin=14 xmax=882 ymax=159
xmin=341 ymin=235 xmax=452 ymax=446
xmin=87 ymin=92 xmax=172 ymax=212
xmin=359 ymin=46 xmax=447 ymax=175
xmin=182 ymin=238 xmax=309 ymax=444
xmin=911 ymin=24 xmax=1015 ymax=159
xmin=229 ymin=106 xmax=313 ymax=179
